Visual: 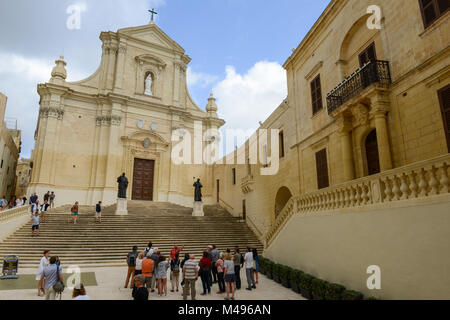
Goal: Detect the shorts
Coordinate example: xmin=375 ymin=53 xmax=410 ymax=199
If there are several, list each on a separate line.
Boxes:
xmin=144 ymin=276 xmax=152 ymax=288
xmin=225 ymin=274 xmax=236 ymax=283
xmin=95 ymin=212 xmax=101 ymax=218
xmin=134 ymin=270 xmax=142 ymax=276
xmin=72 ymin=212 xmax=78 ymax=216
xmin=32 ymin=225 xmax=39 ymax=231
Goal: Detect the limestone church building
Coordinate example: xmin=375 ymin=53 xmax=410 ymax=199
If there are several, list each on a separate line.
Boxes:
xmin=28 ymin=22 xmax=225 ymax=207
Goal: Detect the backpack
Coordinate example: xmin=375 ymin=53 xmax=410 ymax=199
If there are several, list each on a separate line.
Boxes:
xmin=128 ymin=252 xmax=137 ymax=266
xmin=172 ymin=260 xmax=180 ymax=273
xmin=52 ymin=265 xmax=65 ymax=295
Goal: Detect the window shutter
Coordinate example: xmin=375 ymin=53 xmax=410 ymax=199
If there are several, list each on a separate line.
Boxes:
xmin=315 ymin=149 xmax=330 ymax=190
xmin=311 ymin=75 xmax=323 ymax=115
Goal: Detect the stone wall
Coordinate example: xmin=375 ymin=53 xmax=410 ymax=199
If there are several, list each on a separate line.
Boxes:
xmin=264 ymin=196 xmax=450 ymax=300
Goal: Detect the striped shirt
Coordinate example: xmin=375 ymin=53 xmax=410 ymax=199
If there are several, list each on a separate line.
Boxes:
xmin=183 ymin=259 xmax=198 ymax=279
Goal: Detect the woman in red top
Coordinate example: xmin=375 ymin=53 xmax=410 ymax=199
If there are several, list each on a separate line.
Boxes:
xmin=199 ymin=251 xmax=212 ymax=295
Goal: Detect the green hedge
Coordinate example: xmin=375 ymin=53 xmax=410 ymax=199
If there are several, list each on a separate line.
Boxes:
xmin=259 ymin=257 xmax=266 ymax=275
xmin=279 ymin=265 xmax=293 ymax=288
xmin=273 ymin=264 xmax=283 ymax=283
xmin=298 ymin=273 xmax=314 ymax=292
xmin=260 ymin=256 xmax=369 ymax=300
xmin=311 ymin=279 xmax=329 ymax=300
xmin=342 ymin=290 xmax=365 ymax=300
xmin=325 ymin=283 xmax=346 ymax=300
xmin=265 ymin=259 xmax=274 ymax=279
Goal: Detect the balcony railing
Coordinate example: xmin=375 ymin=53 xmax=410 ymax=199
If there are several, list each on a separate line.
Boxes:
xmin=327 ymin=60 xmax=392 ymax=114
xmin=266 ymin=153 xmax=450 ymax=247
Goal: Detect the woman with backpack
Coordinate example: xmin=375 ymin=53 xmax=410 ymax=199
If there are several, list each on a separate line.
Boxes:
xmin=199 ymin=251 xmax=212 ymax=295
xmin=170 ymin=252 xmax=181 ymax=292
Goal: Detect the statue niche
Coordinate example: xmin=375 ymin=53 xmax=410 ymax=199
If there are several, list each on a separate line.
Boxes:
xmin=144 ymin=72 xmax=154 ymax=96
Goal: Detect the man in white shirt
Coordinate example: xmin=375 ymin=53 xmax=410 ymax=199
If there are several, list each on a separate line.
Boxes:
xmin=244 ymin=247 xmax=256 ymax=291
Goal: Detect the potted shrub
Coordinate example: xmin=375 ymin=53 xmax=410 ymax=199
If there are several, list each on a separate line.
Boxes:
xmin=311 ymin=278 xmax=329 ymax=300
xmin=325 ymin=283 xmax=346 ymax=300
xmin=342 ymin=290 xmax=364 ymax=300
xmin=290 ymin=270 xmax=303 ymax=294
xmin=298 ymin=273 xmax=314 ymax=299
xmin=280 ymin=266 xmax=293 ymax=288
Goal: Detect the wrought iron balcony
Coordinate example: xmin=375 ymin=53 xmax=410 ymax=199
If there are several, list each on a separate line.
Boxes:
xmin=327 ymin=60 xmax=392 ymax=115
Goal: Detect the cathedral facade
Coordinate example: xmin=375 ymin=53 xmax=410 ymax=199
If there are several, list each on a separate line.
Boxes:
xmin=28 ymin=22 xmax=224 ymax=207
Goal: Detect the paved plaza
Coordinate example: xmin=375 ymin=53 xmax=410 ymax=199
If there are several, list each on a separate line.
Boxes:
xmin=0 ymin=267 xmax=305 ymax=301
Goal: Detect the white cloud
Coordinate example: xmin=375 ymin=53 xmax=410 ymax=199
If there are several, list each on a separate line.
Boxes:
xmin=213 ymin=61 xmax=287 ymax=132
xmin=0 ymin=53 xmax=53 ymax=83
xmin=187 ymin=67 xmax=219 ymax=88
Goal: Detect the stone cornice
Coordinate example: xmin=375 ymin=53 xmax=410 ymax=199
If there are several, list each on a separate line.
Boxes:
xmin=283 ymin=0 xmax=348 ymax=69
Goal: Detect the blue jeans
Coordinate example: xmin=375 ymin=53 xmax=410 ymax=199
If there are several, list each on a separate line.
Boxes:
xmin=201 ymin=271 xmax=211 ymax=294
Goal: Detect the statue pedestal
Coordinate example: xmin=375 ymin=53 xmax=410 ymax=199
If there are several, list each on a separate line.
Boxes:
xmin=115 ymin=198 xmax=128 ymax=215
xmin=192 ymin=201 xmax=204 ymax=217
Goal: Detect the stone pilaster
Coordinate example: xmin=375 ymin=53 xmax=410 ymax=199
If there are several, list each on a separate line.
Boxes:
xmin=337 ymin=114 xmax=355 ymax=182
xmin=370 ymin=91 xmax=392 ymax=171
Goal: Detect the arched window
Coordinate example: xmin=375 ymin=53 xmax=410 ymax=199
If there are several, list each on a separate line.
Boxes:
xmin=144 ymin=72 xmax=154 ymax=96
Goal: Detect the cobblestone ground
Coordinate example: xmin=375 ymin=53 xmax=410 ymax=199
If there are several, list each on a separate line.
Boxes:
xmin=0 ymin=266 xmax=305 ymax=300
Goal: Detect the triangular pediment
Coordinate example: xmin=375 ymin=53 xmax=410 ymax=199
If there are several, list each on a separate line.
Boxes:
xmin=118 ymin=23 xmax=185 ymax=53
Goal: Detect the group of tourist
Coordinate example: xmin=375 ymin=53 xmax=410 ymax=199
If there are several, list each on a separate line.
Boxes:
xmin=36 ymin=250 xmax=90 ymax=300
xmin=0 ymin=195 xmax=26 ymax=210
xmin=127 ymin=243 xmax=260 ymax=301
xmin=29 ymin=192 xmax=55 ymax=236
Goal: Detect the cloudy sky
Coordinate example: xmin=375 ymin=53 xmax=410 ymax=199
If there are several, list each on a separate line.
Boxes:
xmin=0 ymin=0 xmax=330 ymax=158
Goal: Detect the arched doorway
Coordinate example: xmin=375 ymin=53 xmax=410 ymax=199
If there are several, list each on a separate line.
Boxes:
xmin=365 ymin=130 xmax=381 ymax=175
xmin=275 ymin=187 xmax=293 ymax=219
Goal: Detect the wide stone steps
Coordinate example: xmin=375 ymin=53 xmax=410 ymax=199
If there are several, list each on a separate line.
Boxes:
xmin=0 ymin=202 xmax=264 ymax=267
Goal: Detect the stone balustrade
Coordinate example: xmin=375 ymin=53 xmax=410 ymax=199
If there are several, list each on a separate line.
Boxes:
xmin=0 ymin=205 xmax=30 ymax=222
xmin=266 ymin=154 xmax=450 ymax=246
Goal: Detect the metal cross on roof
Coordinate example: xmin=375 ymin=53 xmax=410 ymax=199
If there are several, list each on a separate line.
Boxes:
xmin=148 ymin=8 xmax=158 ymax=22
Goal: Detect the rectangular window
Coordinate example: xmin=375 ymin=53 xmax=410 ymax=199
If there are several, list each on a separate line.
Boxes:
xmin=311 ymin=74 xmax=323 ymax=115
xmin=315 ymin=149 xmax=330 ymax=190
xmin=438 ymin=84 xmax=450 ymax=152
xmin=232 ymin=168 xmax=236 ymax=185
xmin=419 ymin=0 xmax=449 ymax=28
xmin=279 ymin=131 xmax=285 ymax=158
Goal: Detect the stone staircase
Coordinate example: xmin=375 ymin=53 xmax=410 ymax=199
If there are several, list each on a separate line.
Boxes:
xmin=0 ymin=201 xmax=264 ymax=268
